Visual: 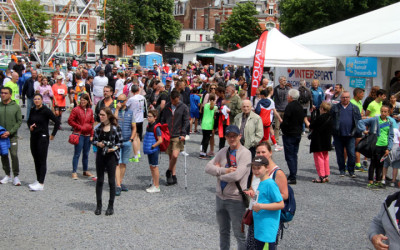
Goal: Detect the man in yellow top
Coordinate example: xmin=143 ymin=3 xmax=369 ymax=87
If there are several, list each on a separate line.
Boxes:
xmin=5 ymin=72 xmax=20 ymax=105
xmin=366 ymin=89 xmax=387 ymax=118
xmin=350 ymin=88 xmax=366 ymax=172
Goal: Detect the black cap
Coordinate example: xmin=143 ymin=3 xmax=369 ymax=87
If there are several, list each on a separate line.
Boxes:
xmin=225 ymin=125 xmax=240 ymax=135
xmin=248 ymin=156 xmax=269 ymax=167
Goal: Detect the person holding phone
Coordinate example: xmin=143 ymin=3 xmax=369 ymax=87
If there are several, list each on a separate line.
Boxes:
xmin=27 ymin=94 xmax=60 ymax=191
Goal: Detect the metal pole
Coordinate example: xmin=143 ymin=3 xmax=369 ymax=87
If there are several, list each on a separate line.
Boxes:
xmin=45 ymin=0 xmax=93 ymax=65
xmin=10 ymin=0 xmax=29 ymax=37
xmin=48 ymin=0 xmax=76 ymax=61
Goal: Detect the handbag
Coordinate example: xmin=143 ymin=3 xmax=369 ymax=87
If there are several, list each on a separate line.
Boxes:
xmin=68 ymin=133 xmax=80 ymax=145
xmin=241 ymin=209 xmax=253 ymax=232
xmin=226 ymin=150 xmax=250 ymax=208
xmin=356 ymin=133 xmax=377 ymax=158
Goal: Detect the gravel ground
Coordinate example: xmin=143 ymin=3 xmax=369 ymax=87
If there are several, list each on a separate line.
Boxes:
xmin=0 ymin=108 xmax=394 ymax=249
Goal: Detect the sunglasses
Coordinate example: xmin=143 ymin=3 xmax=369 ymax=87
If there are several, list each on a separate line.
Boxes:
xmin=117 ymin=100 xmax=125 ymax=103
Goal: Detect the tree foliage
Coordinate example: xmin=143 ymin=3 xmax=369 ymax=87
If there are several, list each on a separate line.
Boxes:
xmin=99 ymin=0 xmax=181 ymax=53
xmin=280 ymin=0 xmax=400 ymax=37
xmin=215 ymin=2 xmax=262 ymax=50
xmin=10 ymin=0 xmax=50 ymax=36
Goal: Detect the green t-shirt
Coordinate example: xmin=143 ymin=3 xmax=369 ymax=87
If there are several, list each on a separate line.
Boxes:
xmin=201 ymin=103 xmax=217 ymax=130
xmin=350 ymin=99 xmax=363 ymax=114
xmin=367 ymin=100 xmax=382 ymax=117
xmin=4 ymin=81 xmax=20 ymax=105
xmin=376 ymin=117 xmax=390 ymax=147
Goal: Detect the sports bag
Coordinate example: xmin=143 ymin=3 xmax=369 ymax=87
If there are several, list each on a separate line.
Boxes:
xmin=154 ymin=123 xmax=170 ymax=152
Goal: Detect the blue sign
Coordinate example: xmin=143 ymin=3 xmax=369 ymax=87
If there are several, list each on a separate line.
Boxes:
xmin=349 ymin=78 xmax=366 ymax=88
xmin=345 ymin=57 xmax=377 ymax=77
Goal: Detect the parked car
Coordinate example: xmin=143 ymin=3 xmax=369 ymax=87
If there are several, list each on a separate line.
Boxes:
xmin=0 ymin=57 xmax=10 ymax=71
xmin=101 ymin=55 xmax=116 ymax=64
xmin=168 ymin=57 xmax=181 ymax=65
xmin=81 ymin=52 xmax=96 ymax=63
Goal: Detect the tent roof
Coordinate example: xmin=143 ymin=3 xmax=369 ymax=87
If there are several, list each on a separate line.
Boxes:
xmin=292 ymin=2 xmax=400 ymax=57
xmin=214 ymin=28 xmax=336 ymax=67
xmin=185 ymin=47 xmax=225 ymax=58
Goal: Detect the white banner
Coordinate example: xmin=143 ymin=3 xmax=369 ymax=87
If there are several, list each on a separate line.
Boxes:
xmin=275 ymin=67 xmax=336 ymax=88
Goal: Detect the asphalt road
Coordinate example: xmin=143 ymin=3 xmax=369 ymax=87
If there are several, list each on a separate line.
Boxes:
xmin=0 ymin=107 xmax=394 ymax=249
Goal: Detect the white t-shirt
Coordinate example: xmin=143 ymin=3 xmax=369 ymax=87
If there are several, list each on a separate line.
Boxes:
xmin=115 ymin=79 xmax=124 ymax=97
xmin=3 ymin=77 xmax=11 ymax=85
xmin=67 ymin=72 xmax=73 ymax=87
xmin=34 ymin=81 xmax=40 ymax=91
xmin=93 ymin=76 xmax=108 ymax=97
xmin=394 ymin=128 xmax=400 ymax=144
xmin=126 ymin=94 xmax=146 ymax=123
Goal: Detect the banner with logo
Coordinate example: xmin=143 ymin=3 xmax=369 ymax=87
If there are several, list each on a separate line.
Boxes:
xmin=251 ymin=30 xmax=268 ymax=96
xmin=275 ymin=67 xmax=336 ymax=89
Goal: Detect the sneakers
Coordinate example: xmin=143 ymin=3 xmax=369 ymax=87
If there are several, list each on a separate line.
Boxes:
xmin=375 ymin=182 xmax=386 ymax=189
xmin=339 ymin=171 xmax=345 ymax=177
xmin=367 ymin=183 xmax=378 ymax=190
xmin=13 ymin=176 xmax=21 ymax=186
xmin=350 ymin=174 xmax=356 ymax=178
xmin=0 ymin=175 xmax=11 ymax=184
xmin=129 ymin=157 xmax=139 ymax=163
xmin=146 ymin=185 xmax=160 ymax=193
xmin=390 ymin=182 xmax=396 ymax=187
xmin=29 ymin=182 xmax=44 ymax=191
xmin=29 ymin=181 xmax=39 ymax=189
xmin=181 ymin=151 xmax=189 ymax=156
xmin=137 ymin=153 xmax=141 ymax=159
xmin=354 ymin=166 xmax=362 ymax=172
xmin=121 ymin=184 xmax=128 ymax=192
xmin=198 ymin=154 xmax=211 ymax=160
xmin=382 ymin=179 xmax=386 ymax=185
xmin=274 ymin=145 xmax=283 ymax=152
xmin=115 ymin=186 xmax=122 ymax=196
xmin=362 ymin=160 xmax=369 ymax=168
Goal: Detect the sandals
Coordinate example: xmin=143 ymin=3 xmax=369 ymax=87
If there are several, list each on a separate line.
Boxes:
xmin=312 ymin=176 xmax=329 ymax=183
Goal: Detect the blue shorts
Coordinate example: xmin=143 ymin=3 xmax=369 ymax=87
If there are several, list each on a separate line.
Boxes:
xmin=147 ymin=150 xmax=159 ymax=166
xmin=119 ymin=141 xmax=132 ymax=164
xmin=190 ymin=110 xmax=200 ymax=119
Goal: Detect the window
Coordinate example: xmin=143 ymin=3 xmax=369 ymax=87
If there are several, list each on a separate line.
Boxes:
xmin=199 ymin=34 xmax=202 ymax=42
xmin=204 ymin=14 xmax=209 ymax=30
xmin=266 ymin=22 xmax=275 ymax=30
xmin=186 ymin=34 xmax=190 ymax=41
xmin=43 ymin=5 xmax=49 ymax=11
xmin=0 ymin=0 xmax=6 ymax=2
xmin=174 ymin=2 xmax=185 ymax=15
xmin=268 ymin=5 xmax=274 ymax=15
xmin=206 ymin=35 xmax=210 ymax=41
xmin=97 ymin=25 xmax=101 ymax=33
xmin=193 ymin=14 xmax=196 ymax=29
xmin=81 ymin=24 xmax=87 ymax=35
xmin=5 ymin=35 xmax=12 ymax=50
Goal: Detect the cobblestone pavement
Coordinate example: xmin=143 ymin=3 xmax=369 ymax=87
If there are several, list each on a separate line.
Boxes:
xmin=0 ymin=109 xmax=392 ymax=249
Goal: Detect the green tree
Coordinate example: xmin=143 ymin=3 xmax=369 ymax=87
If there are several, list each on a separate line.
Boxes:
xmin=10 ymin=0 xmax=50 ymax=36
xmin=99 ymin=0 xmax=181 ymax=54
xmin=280 ymin=0 xmax=400 ymax=37
xmin=215 ymin=2 xmax=262 ymax=50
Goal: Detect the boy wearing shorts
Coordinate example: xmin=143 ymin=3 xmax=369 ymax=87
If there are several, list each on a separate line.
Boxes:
xmin=190 ymin=88 xmax=200 ymax=133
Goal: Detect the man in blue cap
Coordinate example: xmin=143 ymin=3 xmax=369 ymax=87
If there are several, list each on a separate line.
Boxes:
xmin=205 ymin=125 xmax=251 ymax=250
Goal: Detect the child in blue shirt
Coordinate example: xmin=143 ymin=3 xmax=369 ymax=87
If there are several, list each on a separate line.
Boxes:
xmin=251 ymin=156 xmax=284 ymax=250
xmin=190 ymin=88 xmax=201 ymax=133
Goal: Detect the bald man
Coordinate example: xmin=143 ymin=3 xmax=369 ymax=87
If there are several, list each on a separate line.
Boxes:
xmin=5 ymin=72 xmax=20 ymax=105
xmin=233 ymin=100 xmax=264 ymax=158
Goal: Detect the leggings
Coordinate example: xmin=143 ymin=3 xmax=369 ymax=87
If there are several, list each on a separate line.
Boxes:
xmin=369 ymin=146 xmax=387 ymax=182
xmin=96 ymin=152 xmax=117 ymax=202
xmin=218 ymin=124 xmax=227 ymax=150
xmin=201 ymin=130 xmax=212 ymax=153
xmin=30 ymin=134 xmax=49 ymax=184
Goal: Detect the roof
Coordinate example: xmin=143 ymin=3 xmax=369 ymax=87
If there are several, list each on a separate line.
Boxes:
xmin=292 ymin=2 xmax=400 ymax=57
xmin=40 ymin=0 xmax=87 ymax=8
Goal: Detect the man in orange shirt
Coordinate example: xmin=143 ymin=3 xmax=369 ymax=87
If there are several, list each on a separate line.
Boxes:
xmin=52 ymin=75 xmax=68 ymax=129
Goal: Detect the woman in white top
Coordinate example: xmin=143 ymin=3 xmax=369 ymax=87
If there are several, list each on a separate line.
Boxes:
xmin=114 ymin=71 xmax=125 ymax=98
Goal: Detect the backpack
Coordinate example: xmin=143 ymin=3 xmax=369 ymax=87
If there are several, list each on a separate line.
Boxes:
xmin=272 ymin=168 xmax=296 ymax=222
xmin=153 ymin=123 xmax=170 ymax=152
xmin=298 ymin=86 xmax=311 ymax=105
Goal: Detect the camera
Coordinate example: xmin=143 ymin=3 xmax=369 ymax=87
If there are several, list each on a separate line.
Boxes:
xmin=102 ymin=141 xmax=113 ymax=155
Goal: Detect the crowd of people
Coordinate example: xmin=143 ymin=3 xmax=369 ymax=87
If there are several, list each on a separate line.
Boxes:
xmin=0 ymin=56 xmax=400 ymax=248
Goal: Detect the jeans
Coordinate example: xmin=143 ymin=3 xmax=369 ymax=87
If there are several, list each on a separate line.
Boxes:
xmin=282 ymin=135 xmax=301 ymax=180
xmin=216 ymin=196 xmax=246 ymax=250
xmin=333 ymin=135 xmax=355 ymax=174
xmin=72 ymin=135 xmax=91 ymax=173
xmin=2 ymin=136 xmax=19 ymax=176
xmin=26 ymin=97 xmax=34 ymax=121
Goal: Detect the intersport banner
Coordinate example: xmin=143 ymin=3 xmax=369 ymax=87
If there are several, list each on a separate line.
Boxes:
xmin=251 ymin=30 xmax=268 ymax=97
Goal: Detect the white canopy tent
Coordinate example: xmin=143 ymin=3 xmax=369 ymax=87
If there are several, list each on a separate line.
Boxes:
xmin=292 ymin=2 xmax=400 ymax=57
xmin=214 ymin=28 xmax=336 ymax=68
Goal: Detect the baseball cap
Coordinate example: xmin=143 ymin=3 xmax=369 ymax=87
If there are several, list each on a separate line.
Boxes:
xmin=166 ymin=77 xmax=172 ymax=81
xmin=56 ymin=75 xmax=63 ymax=80
xmin=225 ymin=125 xmax=240 ymax=135
xmin=248 ymin=156 xmax=269 ymax=167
